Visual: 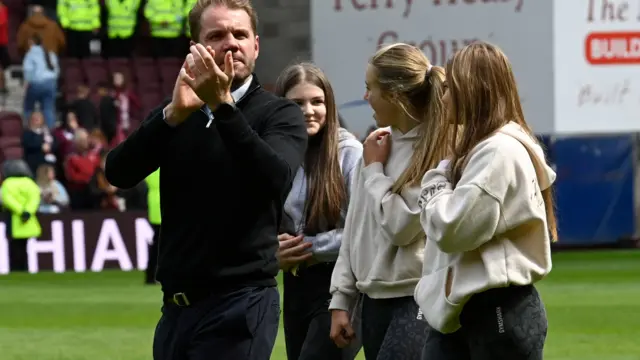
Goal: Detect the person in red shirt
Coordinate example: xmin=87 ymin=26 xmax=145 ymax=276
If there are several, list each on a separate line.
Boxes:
xmin=0 ymin=1 xmax=10 ymax=92
xmin=64 ymin=128 xmax=100 ymax=209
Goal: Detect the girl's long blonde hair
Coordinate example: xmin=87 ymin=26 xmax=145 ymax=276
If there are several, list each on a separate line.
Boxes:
xmin=370 ymin=43 xmax=451 ymax=193
xmin=445 ymin=41 xmax=557 ymax=241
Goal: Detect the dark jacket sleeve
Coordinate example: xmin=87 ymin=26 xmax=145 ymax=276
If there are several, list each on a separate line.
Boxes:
xmin=212 ymin=99 xmax=308 ymax=196
xmin=22 ymin=131 xmax=43 ymax=154
xmin=105 ymin=101 xmax=173 ymax=189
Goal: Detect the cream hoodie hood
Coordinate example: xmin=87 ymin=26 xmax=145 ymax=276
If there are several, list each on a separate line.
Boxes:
xmin=414 ymin=122 xmax=556 ymax=334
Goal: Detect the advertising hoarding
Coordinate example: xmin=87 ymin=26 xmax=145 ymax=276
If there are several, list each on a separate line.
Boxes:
xmin=312 ymin=0 xmax=640 ymax=136
xmin=0 ymin=212 xmax=153 ymax=274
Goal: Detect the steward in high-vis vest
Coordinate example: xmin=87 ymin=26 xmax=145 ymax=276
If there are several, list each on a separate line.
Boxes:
xmin=105 ymin=0 xmax=141 ymax=58
xmin=144 ymin=0 xmax=184 ymax=58
xmin=144 ymin=168 xmax=161 ymax=284
xmin=0 ymin=159 xmax=42 ymax=272
xmin=183 ymin=0 xmax=197 ymax=39
xmin=57 ymin=0 xmax=101 ymax=58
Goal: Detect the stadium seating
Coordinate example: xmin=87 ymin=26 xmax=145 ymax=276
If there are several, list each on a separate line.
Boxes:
xmin=60 ymin=58 xmax=85 ymax=100
xmin=4 ymin=0 xmax=27 ymax=63
xmin=107 ymin=58 xmax=134 ymax=86
xmin=59 ymin=56 xmax=182 ymax=116
xmin=0 ymin=111 xmax=24 ymax=163
xmin=81 ymin=57 xmax=110 ymax=87
xmin=158 ymin=58 xmax=182 ymax=95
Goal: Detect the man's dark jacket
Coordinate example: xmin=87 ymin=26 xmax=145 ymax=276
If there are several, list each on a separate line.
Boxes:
xmin=105 ymin=75 xmax=308 ymax=295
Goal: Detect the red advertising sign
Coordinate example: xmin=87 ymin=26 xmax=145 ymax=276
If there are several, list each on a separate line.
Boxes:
xmin=585 ymin=31 xmax=640 ymax=65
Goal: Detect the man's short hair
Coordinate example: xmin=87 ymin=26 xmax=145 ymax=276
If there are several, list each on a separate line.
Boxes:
xmin=188 ymin=0 xmax=258 ymax=42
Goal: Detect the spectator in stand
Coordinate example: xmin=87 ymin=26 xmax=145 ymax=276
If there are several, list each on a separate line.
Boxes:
xmin=57 ymin=0 xmax=101 ymax=58
xmin=53 ymin=110 xmax=80 ymax=166
xmin=23 ymin=111 xmax=57 ymax=175
xmin=23 ymin=34 xmax=60 ymax=129
xmin=89 ymin=129 xmax=109 ymax=163
xmin=35 ymin=163 xmax=69 ymax=213
xmin=69 ymin=85 xmax=99 ymax=130
xmin=53 ymin=110 xmax=81 ymax=185
xmin=97 ymin=81 xmax=118 ymax=144
xmin=27 ymin=0 xmax=58 ymax=21
xmin=64 ymin=128 xmax=99 ymax=209
xmin=112 ymin=72 xmax=140 ymax=140
xmin=1 ymin=159 xmax=42 ymax=272
xmin=17 ymin=5 xmax=66 ymax=57
xmin=0 ymin=1 xmax=9 ymax=94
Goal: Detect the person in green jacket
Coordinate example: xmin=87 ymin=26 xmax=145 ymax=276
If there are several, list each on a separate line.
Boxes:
xmin=144 ymin=168 xmax=161 ymax=284
xmin=1 ymin=159 xmax=42 ymax=272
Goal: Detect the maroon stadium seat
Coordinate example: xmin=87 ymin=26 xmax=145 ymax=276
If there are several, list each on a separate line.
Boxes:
xmin=0 ymin=137 xmax=21 ymax=149
xmin=157 ymin=58 xmax=182 ymax=82
xmin=61 ymin=58 xmax=86 ymax=95
xmin=132 ymin=57 xmax=160 ymax=87
xmin=0 ymin=112 xmax=24 ymax=136
xmin=81 ymin=57 xmax=110 ymax=87
xmin=5 ymin=0 xmax=27 ymax=63
xmin=140 ymin=91 xmax=163 ymax=116
xmin=2 ymin=146 xmax=24 ymax=160
xmin=157 ymin=58 xmax=181 ymax=97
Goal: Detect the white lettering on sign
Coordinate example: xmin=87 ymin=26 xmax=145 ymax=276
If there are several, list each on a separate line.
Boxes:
xmin=72 ymin=219 xmax=87 ymax=272
xmin=0 ymin=223 xmax=8 ymax=275
xmin=135 ymin=218 xmax=154 ymax=271
xmin=0 ymin=215 xmax=151 ymax=274
xmin=27 ymin=220 xmax=66 ymax=273
xmin=90 ymin=219 xmax=133 ymax=272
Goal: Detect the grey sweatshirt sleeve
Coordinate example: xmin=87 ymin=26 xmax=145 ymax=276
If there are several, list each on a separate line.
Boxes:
xmin=309 ymin=141 xmax=363 ymax=261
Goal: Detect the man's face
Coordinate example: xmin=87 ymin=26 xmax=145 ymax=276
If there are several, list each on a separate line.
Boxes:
xmin=196 ymin=5 xmax=259 ymax=85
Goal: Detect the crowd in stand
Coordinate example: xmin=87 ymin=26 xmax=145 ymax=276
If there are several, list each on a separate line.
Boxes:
xmin=22 ymin=100 xmax=147 ymax=213
xmin=0 ymin=0 xmax=190 ymax=211
xmin=3 ymin=0 xmax=195 ymax=61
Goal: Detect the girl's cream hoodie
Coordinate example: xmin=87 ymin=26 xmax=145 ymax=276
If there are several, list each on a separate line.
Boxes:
xmin=329 ymin=126 xmax=426 ymax=312
xmin=414 ymin=122 xmax=556 ymax=334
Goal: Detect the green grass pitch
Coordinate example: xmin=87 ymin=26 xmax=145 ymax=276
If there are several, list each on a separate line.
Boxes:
xmin=0 ymin=250 xmax=638 ymax=360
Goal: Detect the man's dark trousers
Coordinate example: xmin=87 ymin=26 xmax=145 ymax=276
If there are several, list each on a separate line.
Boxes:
xmin=153 ymin=286 xmax=280 ymax=360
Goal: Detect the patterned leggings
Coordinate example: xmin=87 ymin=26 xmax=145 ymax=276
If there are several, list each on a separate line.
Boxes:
xmin=361 ymin=295 xmax=429 ymax=360
xmin=422 ymin=285 xmax=548 ymax=360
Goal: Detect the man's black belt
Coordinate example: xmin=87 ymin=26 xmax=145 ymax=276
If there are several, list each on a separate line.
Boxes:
xmin=163 ymin=289 xmax=212 ymax=307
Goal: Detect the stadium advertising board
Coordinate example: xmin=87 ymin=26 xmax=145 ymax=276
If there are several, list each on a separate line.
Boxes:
xmin=0 ymin=212 xmax=153 ymax=274
xmin=556 ymin=0 xmax=640 ymax=133
xmin=312 ymin=0 xmax=640 ymax=135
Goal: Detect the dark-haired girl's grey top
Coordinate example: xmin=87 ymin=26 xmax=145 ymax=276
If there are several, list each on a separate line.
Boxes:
xmin=281 ymin=128 xmax=363 ymax=262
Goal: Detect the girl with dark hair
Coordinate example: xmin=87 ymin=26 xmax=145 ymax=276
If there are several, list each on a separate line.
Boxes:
xmin=275 ymin=62 xmax=363 ymax=360
xmin=23 ymin=33 xmax=60 ymax=129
